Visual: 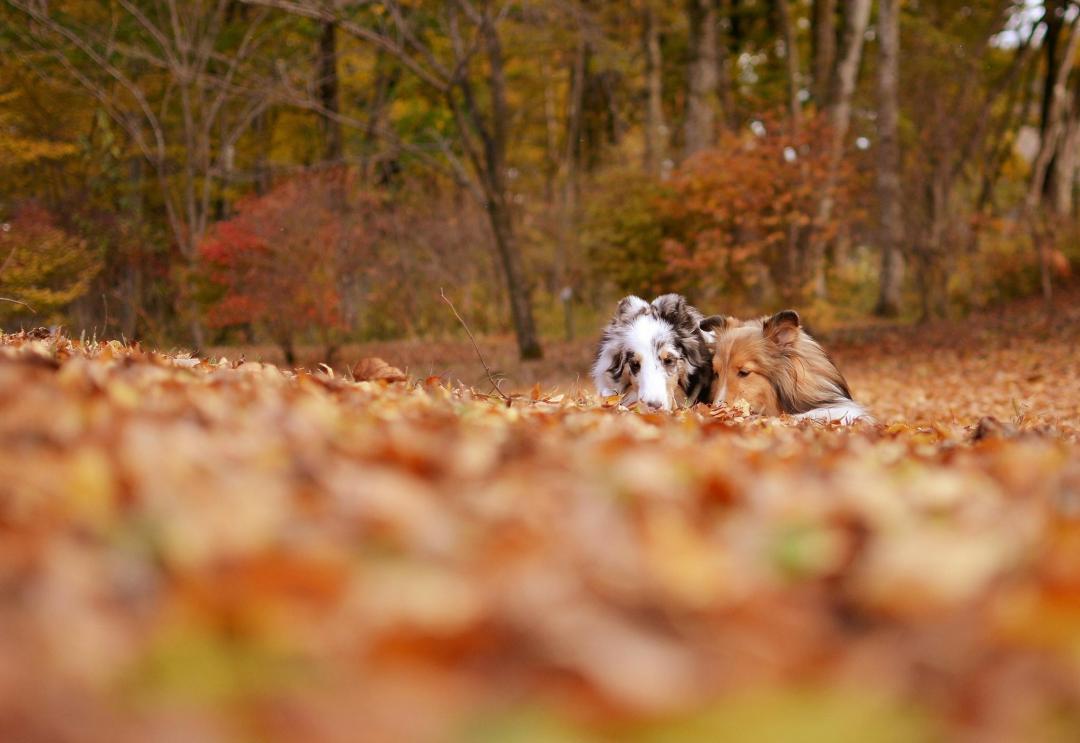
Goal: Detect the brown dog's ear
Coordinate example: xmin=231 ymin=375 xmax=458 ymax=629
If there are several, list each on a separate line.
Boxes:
xmin=699 ymin=314 xmax=729 ymax=333
xmin=763 ymin=309 xmax=801 ymax=347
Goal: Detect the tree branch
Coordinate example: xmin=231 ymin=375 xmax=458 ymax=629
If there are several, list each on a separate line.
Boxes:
xmin=241 ymin=0 xmax=451 ymax=92
xmin=440 ymin=287 xmax=509 ymax=400
xmin=0 ymin=297 xmax=37 ymax=314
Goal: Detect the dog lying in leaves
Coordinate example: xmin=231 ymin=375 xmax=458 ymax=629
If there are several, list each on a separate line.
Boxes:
xmin=701 ymin=310 xmax=869 ymax=424
xmin=591 ymin=294 xmax=715 ymax=411
xmin=593 ymin=298 xmax=868 ymax=423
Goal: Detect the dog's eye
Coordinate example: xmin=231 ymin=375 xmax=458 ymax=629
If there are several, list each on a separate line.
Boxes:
xmin=629 ymin=360 xmax=641 ymax=375
xmin=662 ymin=356 xmax=676 ymax=368
xmin=737 ymin=369 xmax=751 ymax=378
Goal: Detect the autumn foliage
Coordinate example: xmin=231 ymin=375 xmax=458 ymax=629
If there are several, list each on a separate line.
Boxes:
xmin=200 ymin=172 xmax=382 ymax=359
xmin=4 ymin=0 xmax=1079 ymax=348
xmin=1 ymin=291 xmax=1079 ymax=741
xmin=662 ymin=113 xmax=861 ymax=306
xmin=0 ymin=203 xmax=100 ymax=322
xmin=582 ymin=114 xmax=863 ymax=311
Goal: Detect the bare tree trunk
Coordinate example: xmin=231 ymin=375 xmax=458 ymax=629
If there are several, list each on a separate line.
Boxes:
xmin=827 ymin=0 xmax=870 ymax=152
xmin=542 ymin=59 xmax=560 ymax=201
xmin=564 ymin=36 xmax=588 ymax=214
xmin=975 ymin=27 xmax=1041 ymax=217
xmin=1049 ymin=88 xmax=1078 ymax=216
xmin=715 ymin=0 xmax=737 ymax=130
xmin=1040 ymin=1 xmax=1065 ymax=134
xmin=488 ymin=194 xmax=541 ymax=359
xmin=318 ymin=20 xmax=343 ymax=163
xmin=806 ymin=0 xmax=870 ymax=298
xmin=914 ymin=175 xmax=950 ymax=322
xmin=359 ymin=54 xmax=401 ymax=184
xmin=477 ymin=7 xmax=542 ymax=359
xmin=556 ymin=25 xmax=588 ymax=350
xmin=874 ymin=0 xmax=904 ymax=317
xmin=1039 ymin=0 xmax=1065 ymax=202
xmin=317 ymin=20 xmax=354 ymax=337
xmin=1024 ymin=14 xmax=1080 ymax=310
xmin=774 ymin=0 xmax=802 ymax=130
xmin=684 ymin=0 xmax=719 ymax=158
xmin=811 ymin=0 xmax=836 ymax=105
xmin=253 ymin=109 xmax=273 ymax=195
xmin=278 ymin=334 xmax=297 ymax=367
xmin=775 ymin=0 xmax=803 ymax=297
xmin=642 ymin=2 xmax=668 ymax=175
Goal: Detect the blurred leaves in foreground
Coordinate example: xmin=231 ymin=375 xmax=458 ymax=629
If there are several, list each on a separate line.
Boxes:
xmin=0 ymin=312 xmax=1079 ymax=742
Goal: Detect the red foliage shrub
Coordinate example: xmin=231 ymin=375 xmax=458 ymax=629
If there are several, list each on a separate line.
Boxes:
xmin=200 ymin=171 xmax=384 ymax=357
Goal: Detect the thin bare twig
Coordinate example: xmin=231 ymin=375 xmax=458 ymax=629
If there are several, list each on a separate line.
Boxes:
xmin=439 ymin=287 xmax=509 ymax=401
xmin=0 ymin=297 xmax=36 ymax=313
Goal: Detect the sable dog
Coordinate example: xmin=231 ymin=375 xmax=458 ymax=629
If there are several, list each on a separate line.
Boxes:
xmin=700 ymin=310 xmax=869 ymax=423
xmin=592 ymin=294 xmax=715 ymax=410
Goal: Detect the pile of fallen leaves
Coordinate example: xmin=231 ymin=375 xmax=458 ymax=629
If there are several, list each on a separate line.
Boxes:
xmin=1 ymin=327 xmax=1079 ymax=743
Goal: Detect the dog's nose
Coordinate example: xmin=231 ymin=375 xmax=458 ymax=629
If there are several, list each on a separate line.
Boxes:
xmin=645 ymin=399 xmax=664 ymax=411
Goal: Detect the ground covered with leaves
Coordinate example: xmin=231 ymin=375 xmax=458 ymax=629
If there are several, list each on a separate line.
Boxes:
xmin=2 ymin=298 xmax=1080 ymax=743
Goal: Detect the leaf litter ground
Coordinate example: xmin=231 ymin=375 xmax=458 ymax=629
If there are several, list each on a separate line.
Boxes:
xmin=1 ymin=295 xmax=1079 ymax=743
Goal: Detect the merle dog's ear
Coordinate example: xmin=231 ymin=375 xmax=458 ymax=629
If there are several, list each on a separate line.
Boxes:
xmin=650 ymin=293 xmax=683 ymax=319
xmin=651 ymin=293 xmax=694 ymax=330
xmin=763 ymin=309 xmax=801 ymax=347
xmin=614 ymin=295 xmax=649 ymax=323
xmin=699 ymin=315 xmax=728 ymax=334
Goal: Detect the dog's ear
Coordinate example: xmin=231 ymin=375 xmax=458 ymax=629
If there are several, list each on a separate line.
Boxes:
xmin=614 ymin=295 xmax=649 ymax=323
xmin=763 ymin=309 xmax=801 ymax=347
xmin=650 ymin=293 xmax=684 ymax=321
xmin=651 ymin=293 xmax=696 ymax=331
xmin=606 ymin=349 xmax=627 ymax=379
xmin=699 ymin=314 xmax=729 ymax=334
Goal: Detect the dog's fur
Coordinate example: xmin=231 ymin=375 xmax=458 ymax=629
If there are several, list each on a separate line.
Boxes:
xmin=592 ymin=294 xmax=715 ymax=410
xmin=700 ymin=310 xmax=869 ymax=423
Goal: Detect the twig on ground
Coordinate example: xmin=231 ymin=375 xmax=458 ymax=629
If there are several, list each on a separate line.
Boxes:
xmin=0 ymin=297 xmax=36 ymax=313
xmin=439 ymin=287 xmax=510 ymax=401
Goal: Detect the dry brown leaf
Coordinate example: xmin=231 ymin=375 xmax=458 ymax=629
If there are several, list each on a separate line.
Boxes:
xmin=352 ymin=356 xmax=407 ymax=383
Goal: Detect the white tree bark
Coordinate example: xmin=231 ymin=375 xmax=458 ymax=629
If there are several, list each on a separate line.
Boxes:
xmin=807 ymin=0 xmax=871 ymax=298
xmin=875 ymin=0 xmax=904 ymax=316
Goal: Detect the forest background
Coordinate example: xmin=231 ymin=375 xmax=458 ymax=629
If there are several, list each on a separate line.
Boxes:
xmin=1 ymin=0 xmax=1078 ymax=366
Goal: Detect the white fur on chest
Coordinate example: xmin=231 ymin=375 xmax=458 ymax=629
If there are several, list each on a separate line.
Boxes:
xmin=794 ymin=401 xmax=871 ymax=424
